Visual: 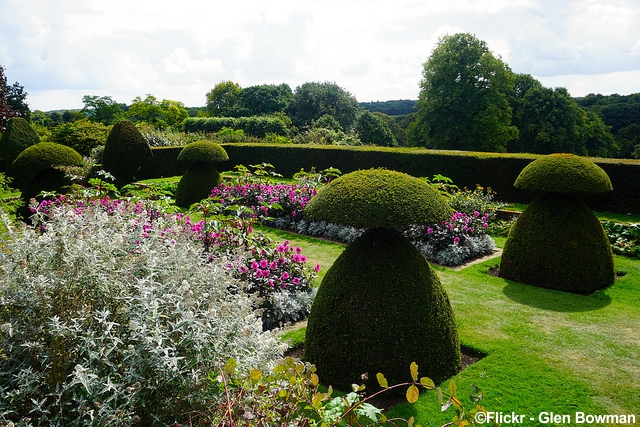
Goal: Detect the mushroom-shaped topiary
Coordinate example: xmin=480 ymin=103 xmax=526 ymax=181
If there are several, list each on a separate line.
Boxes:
xmin=499 ymin=153 xmax=615 ymax=293
xmin=102 ymin=120 xmax=156 ymax=186
xmin=0 ymin=117 xmax=41 ymax=175
xmin=12 ymin=142 xmax=84 ymax=221
xmin=303 ymin=168 xmax=460 ymax=391
xmin=175 ymin=140 xmax=229 ymax=208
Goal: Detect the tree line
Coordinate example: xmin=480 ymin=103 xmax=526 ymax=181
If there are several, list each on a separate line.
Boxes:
xmin=2 ymin=33 xmax=639 ymax=158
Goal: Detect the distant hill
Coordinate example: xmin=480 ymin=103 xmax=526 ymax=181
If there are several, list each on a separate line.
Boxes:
xmin=359 ymin=99 xmax=417 ymax=116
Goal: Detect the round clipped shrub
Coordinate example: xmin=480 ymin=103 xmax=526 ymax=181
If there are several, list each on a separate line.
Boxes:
xmin=514 ymin=153 xmax=612 ymax=194
xmin=102 ymin=120 xmax=156 ymax=185
xmin=12 ymin=142 xmax=83 ymax=190
xmin=175 ymin=140 xmax=228 ymax=208
xmin=303 ymin=168 xmax=460 ymax=391
xmin=500 ymin=153 xmax=615 ymax=293
xmin=499 ymin=193 xmax=614 ymax=293
xmin=0 ymin=117 xmax=40 ymax=174
xmin=304 ymin=168 xmax=452 ymax=229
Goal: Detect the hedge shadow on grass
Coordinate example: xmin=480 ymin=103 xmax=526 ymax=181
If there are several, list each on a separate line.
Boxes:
xmin=501 ymin=281 xmax=611 ymax=312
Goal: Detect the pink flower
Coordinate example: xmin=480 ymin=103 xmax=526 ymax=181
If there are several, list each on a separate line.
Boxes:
xmin=453 ymin=236 xmax=461 ymax=244
xmin=427 ymin=227 xmax=433 ymax=234
xmin=293 ymin=277 xmax=301 ymax=285
xmin=259 ymin=259 xmax=269 ymax=269
xmin=296 ymin=246 xmax=302 ymax=254
xmin=251 ymin=261 xmax=259 ymax=270
xmin=314 ymin=263 xmax=320 ymax=273
xmin=281 ymin=272 xmax=290 ymax=280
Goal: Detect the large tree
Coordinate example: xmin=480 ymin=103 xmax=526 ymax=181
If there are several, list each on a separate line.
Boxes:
xmin=205 ymin=81 xmax=242 ymax=117
xmin=0 ymin=65 xmax=22 ymax=132
xmin=411 ymin=33 xmax=517 ymax=152
xmin=239 ymin=83 xmax=293 ymax=116
xmin=287 ymin=81 xmax=361 ymax=131
xmin=82 ymin=95 xmax=125 ymax=125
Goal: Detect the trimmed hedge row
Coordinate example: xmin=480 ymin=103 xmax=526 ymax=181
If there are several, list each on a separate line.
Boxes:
xmin=183 ymin=116 xmax=290 ymax=138
xmin=151 ymin=144 xmax=640 ymax=214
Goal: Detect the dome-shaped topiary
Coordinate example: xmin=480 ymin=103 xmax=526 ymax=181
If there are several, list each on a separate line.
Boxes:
xmin=304 ymin=227 xmax=460 ymax=391
xmin=514 ymin=153 xmax=612 ymax=194
xmin=500 ymin=153 xmax=615 ymax=293
xmin=499 ymin=194 xmax=614 ymax=293
xmin=175 ymin=163 xmax=222 ymax=208
xmin=12 ymin=142 xmax=83 ymax=190
xmin=102 ymin=120 xmax=156 ymax=186
xmin=176 ymin=140 xmax=229 ymax=167
xmin=0 ymin=117 xmax=41 ymax=174
xmin=303 ymin=169 xmax=460 ymax=391
xmin=175 ymin=141 xmax=228 ymax=208
xmin=304 ymin=168 xmax=452 ymax=228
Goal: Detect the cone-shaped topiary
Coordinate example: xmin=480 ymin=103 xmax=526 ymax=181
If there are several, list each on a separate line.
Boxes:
xmin=303 ymin=168 xmax=460 ymax=391
xmin=0 ymin=117 xmax=41 ymax=175
xmin=102 ymin=120 xmax=156 ymax=186
xmin=175 ymin=140 xmax=228 ymax=208
xmin=500 ymin=153 xmax=615 ymax=293
xmin=12 ymin=142 xmax=83 ymax=190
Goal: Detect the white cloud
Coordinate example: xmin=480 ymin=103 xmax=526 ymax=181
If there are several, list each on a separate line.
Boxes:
xmin=2 ymin=0 xmax=640 ymax=110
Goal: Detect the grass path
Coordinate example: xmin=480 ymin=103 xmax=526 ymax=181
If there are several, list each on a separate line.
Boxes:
xmin=264 ymin=225 xmax=640 ymax=426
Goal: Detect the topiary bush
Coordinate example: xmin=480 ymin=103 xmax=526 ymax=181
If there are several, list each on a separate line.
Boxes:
xmin=101 ymin=120 xmax=156 ymax=186
xmin=500 ymin=153 xmax=615 ymax=293
xmin=12 ymin=142 xmax=83 ymax=190
xmin=0 ymin=117 xmax=41 ymax=174
xmin=175 ymin=140 xmax=228 ymax=207
xmin=303 ymin=168 xmax=460 ymax=391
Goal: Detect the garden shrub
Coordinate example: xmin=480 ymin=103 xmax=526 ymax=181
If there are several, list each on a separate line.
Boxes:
xmin=17 ymin=168 xmax=73 ymax=221
xmin=175 ymin=140 xmax=228 ymax=207
xmin=0 ymin=199 xmax=285 ymax=426
xmin=49 ymin=118 xmax=111 ymax=156
xmin=303 ymin=169 xmax=460 ymax=391
xmin=500 ymin=153 xmax=615 ymax=293
xmin=101 ymin=120 xmax=156 ymax=186
xmin=0 ymin=116 xmax=40 ymax=174
xmin=11 ymin=141 xmax=83 ymax=190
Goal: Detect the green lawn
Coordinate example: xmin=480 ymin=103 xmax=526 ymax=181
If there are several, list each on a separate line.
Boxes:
xmin=271 ymin=227 xmax=640 ymax=426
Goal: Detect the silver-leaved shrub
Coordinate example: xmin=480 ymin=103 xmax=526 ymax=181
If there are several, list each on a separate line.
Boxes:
xmin=0 ymin=200 xmax=285 ymax=426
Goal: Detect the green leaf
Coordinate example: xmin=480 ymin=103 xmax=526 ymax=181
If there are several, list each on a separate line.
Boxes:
xmin=408 ymin=416 xmax=415 ymax=427
xmin=406 ymin=385 xmax=420 ymax=404
xmin=448 ymin=379 xmax=457 ymax=397
xmin=249 ymin=368 xmax=262 ymax=380
xmin=410 ymin=362 xmax=419 ymax=382
xmin=223 ymin=358 xmax=237 ymax=376
xmin=420 ymin=377 xmax=435 ymax=389
xmin=437 ymin=387 xmax=443 ymax=403
xmin=356 ymin=402 xmax=382 ymax=422
xmin=376 ymin=372 xmax=388 ymax=388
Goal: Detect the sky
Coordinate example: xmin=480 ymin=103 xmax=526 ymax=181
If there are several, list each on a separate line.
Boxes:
xmin=1 ymin=0 xmax=640 ymax=112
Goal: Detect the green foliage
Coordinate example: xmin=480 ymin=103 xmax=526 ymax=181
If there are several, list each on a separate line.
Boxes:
xmin=126 ymin=94 xmax=189 ymax=128
xmin=293 ymin=126 xmax=361 ymax=146
xmin=183 ymin=115 xmax=291 ymax=138
xmin=49 ymin=118 xmax=111 ymax=156
xmin=287 ymin=81 xmax=362 ymax=131
xmin=101 ymin=119 xmax=156 ymax=185
xmin=207 ymin=357 xmax=490 ymax=427
xmin=206 ymin=80 xmax=243 ymax=117
xmin=577 ymin=92 xmax=640 ymax=135
xmin=304 ymin=227 xmax=461 ymax=391
xmin=355 ymin=111 xmax=397 ymax=146
xmin=500 ymin=193 xmax=615 ymax=293
xmin=514 ymin=153 xmax=613 ymax=194
xmin=602 ymin=221 xmax=640 ymax=258
xmin=17 ymin=168 xmax=73 ymax=221
xmin=359 ymin=99 xmax=417 ymax=116
xmin=238 ymin=83 xmax=293 ymax=116
xmin=304 ymin=168 xmax=452 ymax=229
xmin=175 ymin=162 xmax=222 ymax=207
xmin=12 ymin=142 xmax=83 ymax=189
xmin=0 ymin=116 xmax=40 ymax=167
xmin=81 ymin=95 xmax=125 ymax=125
xmin=412 ymin=33 xmax=517 ymax=151
xmin=177 ymin=139 xmax=229 ymax=166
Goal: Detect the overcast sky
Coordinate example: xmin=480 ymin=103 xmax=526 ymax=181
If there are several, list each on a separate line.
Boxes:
xmin=2 ymin=0 xmax=640 ymax=111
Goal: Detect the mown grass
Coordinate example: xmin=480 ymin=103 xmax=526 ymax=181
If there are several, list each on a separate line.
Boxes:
xmin=270 ymin=227 xmax=639 ymax=426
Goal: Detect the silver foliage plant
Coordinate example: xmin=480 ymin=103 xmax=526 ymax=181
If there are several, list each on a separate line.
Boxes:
xmin=0 ymin=201 xmax=285 ymax=426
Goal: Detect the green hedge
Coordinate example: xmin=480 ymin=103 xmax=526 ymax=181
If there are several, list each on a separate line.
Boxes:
xmin=183 ymin=116 xmax=290 ymax=138
xmin=150 ymin=144 xmax=640 ymax=214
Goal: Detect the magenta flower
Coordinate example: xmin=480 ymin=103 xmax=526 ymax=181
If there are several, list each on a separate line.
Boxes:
xmin=314 ymin=263 xmax=321 ymax=273
xmin=293 ymin=277 xmax=301 ymax=285
xmin=259 ymin=259 xmax=269 ymax=268
xmin=453 ymin=236 xmax=461 ymax=244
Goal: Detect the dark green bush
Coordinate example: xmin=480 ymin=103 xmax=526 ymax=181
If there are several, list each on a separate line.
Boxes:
xmin=500 ymin=193 xmax=615 ymax=293
xmin=102 ymin=120 xmax=156 ymax=185
xmin=304 ymin=227 xmax=460 ymax=390
xmin=304 ymin=168 xmax=452 ymax=229
xmin=175 ymin=162 xmax=221 ymax=207
xmin=514 ymin=153 xmax=612 ymax=193
xmin=50 ymin=118 xmax=111 ymax=156
xmin=18 ymin=168 xmax=73 ymax=221
xmin=0 ymin=117 xmax=40 ymax=173
xmin=183 ymin=116 xmax=290 ymax=138
xmin=12 ymin=142 xmax=83 ymax=190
